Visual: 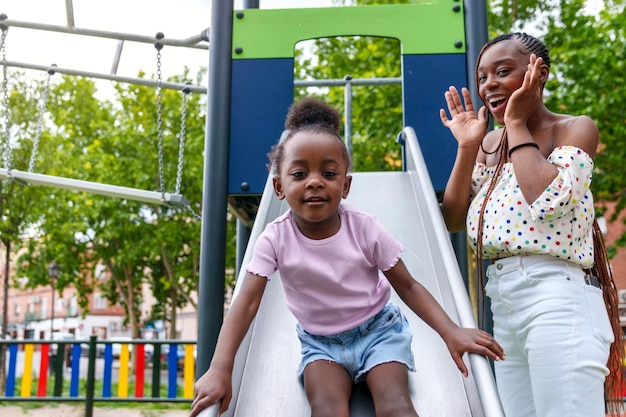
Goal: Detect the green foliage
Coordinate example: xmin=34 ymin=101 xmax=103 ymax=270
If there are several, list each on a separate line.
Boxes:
xmin=486 ymin=0 xmax=557 ymax=35
xmin=542 ymin=2 xmax=626 ymax=215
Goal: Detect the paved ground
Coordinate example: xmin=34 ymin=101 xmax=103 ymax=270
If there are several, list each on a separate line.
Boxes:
xmin=0 ymin=405 xmax=190 ymax=417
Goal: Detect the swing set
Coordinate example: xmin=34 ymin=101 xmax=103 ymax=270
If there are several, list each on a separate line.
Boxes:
xmin=0 ymin=12 xmax=206 ymax=212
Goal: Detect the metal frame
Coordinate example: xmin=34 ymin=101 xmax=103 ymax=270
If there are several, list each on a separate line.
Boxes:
xmin=0 ymin=3 xmax=208 ymax=205
xmin=0 ymin=6 xmax=209 ymax=93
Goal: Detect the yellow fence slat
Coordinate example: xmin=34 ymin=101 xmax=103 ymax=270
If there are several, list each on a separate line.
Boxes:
xmin=20 ymin=344 xmax=34 ymax=397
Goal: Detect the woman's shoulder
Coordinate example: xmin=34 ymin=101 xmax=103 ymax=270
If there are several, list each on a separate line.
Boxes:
xmin=553 ymin=114 xmax=598 ymax=156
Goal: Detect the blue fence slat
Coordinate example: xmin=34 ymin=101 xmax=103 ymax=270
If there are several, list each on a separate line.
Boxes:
xmin=6 ymin=344 xmax=18 ymax=396
xmin=70 ymin=344 xmax=81 ymax=396
xmin=167 ymin=344 xmax=177 ymax=398
xmin=102 ymin=343 xmax=113 ymax=397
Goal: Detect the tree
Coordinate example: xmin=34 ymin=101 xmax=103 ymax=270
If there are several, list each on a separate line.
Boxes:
xmin=0 ymin=71 xmax=63 ymax=390
xmin=14 ymin=69 xmax=210 ymax=340
xmin=542 ymin=1 xmax=626 ymax=246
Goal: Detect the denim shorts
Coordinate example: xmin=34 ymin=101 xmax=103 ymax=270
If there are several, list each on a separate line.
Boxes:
xmin=296 ymin=302 xmax=416 ymax=383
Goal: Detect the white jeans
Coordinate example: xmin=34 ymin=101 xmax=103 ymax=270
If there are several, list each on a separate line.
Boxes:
xmin=485 ymin=255 xmax=613 ymax=417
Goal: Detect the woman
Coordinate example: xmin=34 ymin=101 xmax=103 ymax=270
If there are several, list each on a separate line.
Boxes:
xmin=440 ymin=32 xmax=623 ymax=417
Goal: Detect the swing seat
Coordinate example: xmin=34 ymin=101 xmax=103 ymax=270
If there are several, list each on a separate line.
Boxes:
xmin=0 ymin=168 xmax=189 ymax=206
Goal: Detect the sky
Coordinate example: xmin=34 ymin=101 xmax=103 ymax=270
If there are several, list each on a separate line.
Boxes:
xmin=2 ymin=0 xmax=333 ymax=99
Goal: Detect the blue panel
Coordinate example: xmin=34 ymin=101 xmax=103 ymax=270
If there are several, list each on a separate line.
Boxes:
xmin=229 ymin=58 xmax=295 ymax=195
xmin=102 ymin=344 xmax=113 ymax=397
xmin=6 ymin=344 xmax=17 ymax=396
xmin=167 ymin=344 xmax=178 ymax=398
xmin=402 ymin=54 xmax=468 ymax=192
xmin=70 ymin=343 xmax=81 ymax=396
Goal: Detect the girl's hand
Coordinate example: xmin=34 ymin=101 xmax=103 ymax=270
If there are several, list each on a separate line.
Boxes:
xmin=440 ymin=86 xmax=488 ymax=148
xmin=442 ymin=326 xmax=505 ymax=377
xmin=190 ymin=366 xmax=232 ymax=416
xmin=505 ymin=54 xmax=544 ymax=126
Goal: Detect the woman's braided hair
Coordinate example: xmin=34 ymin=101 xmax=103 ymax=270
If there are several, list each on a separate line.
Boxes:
xmin=474 ymin=33 xmax=624 ymax=413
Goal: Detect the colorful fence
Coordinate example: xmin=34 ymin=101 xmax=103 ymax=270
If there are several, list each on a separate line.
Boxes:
xmin=0 ymin=336 xmax=196 ymax=417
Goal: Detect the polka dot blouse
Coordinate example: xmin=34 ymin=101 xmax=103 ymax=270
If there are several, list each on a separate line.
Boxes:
xmin=467 ymin=146 xmax=595 ymax=267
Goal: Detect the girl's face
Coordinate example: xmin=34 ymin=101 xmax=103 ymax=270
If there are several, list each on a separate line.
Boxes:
xmin=273 ymin=131 xmax=352 ymax=239
xmin=476 ymin=40 xmax=530 ymax=124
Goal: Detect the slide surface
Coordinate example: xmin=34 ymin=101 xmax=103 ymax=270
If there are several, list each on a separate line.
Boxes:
xmin=200 ymin=128 xmax=504 ymax=417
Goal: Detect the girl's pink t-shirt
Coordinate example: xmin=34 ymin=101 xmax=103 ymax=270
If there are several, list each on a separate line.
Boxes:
xmin=246 ymin=204 xmax=404 ymax=336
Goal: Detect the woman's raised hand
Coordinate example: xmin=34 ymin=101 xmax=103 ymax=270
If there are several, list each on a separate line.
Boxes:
xmin=440 ymin=86 xmax=488 ymax=148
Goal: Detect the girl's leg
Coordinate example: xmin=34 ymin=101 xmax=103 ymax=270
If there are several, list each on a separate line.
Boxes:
xmin=303 ymin=360 xmax=352 ymax=417
xmin=366 ymin=362 xmax=418 ymax=417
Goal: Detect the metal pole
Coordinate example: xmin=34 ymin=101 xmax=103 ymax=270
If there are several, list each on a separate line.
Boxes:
xmin=463 ymin=0 xmax=489 ymax=111
xmin=0 ymin=18 xmax=208 ymax=49
xmin=243 ymin=0 xmax=260 ymax=7
xmin=48 ymin=262 xmax=61 ymax=337
xmin=84 ymin=334 xmax=97 ymax=417
xmin=3 ymin=61 xmax=206 ymax=93
xmin=65 ymin=0 xmax=75 ymax=27
xmin=50 ymin=284 xmax=55 ymax=336
xmin=196 ymin=0 xmax=234 ymax=379
xmin=343 ymin=75 xmax=353 ymax=156
xmin=463 ymin=0 xmax=493 ymax=337
xmin=236 ymin=220 xmax=251 ymax=277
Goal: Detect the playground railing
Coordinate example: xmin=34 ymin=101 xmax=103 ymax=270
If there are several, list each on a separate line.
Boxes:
xmin=0 ymin=335 xmax=196 ymax=417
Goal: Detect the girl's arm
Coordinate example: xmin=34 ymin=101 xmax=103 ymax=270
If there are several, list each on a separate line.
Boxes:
xmin=190 ymin=272 xmax=268 ymax=417
xmin=384 ymin=259 xmax=505 ymax=376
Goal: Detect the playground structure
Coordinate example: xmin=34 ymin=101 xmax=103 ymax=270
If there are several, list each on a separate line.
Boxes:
xmin=196 ymin=1 xmax=503 ymax=416
xmin=1 ymin=0 xmax=503 ymax=415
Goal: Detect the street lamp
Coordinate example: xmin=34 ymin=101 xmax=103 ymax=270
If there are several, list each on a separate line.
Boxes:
xmin=48 ymin=262 xmax=61 ymax=338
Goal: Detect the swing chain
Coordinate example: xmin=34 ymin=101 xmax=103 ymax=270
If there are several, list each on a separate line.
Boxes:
xmin=29 ymin=65 xmax=56 ymax=173
xmin=155 ymin=32 xmax=166 ymax=202
xmin=154 ymin=34 xmax=199 ymax=218
xmin=1 ymin=26 xmax=11 ymax=175
xmin=185 ymin=204 xmax=202 ymax=221
xmin=176 ymin=83 xmax=191 ymax=195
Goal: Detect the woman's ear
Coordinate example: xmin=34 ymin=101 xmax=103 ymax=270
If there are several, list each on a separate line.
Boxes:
xmin=539 ymin=63 xmax=550 ymax=85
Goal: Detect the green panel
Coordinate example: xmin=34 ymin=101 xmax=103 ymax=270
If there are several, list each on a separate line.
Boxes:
xmin=232 ymin=3 xmax=465 ymax=59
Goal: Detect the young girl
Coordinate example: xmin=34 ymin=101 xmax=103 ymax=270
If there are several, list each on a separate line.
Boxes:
xmin=190 ymin=97 xmax=505 ymax=417
xmin=440 ymin=33 xmax=624 ymax=417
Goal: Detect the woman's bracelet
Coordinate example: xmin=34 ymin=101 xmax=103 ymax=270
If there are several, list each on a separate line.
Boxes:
xmin=508 ymin=142 xmax=539 ymax=158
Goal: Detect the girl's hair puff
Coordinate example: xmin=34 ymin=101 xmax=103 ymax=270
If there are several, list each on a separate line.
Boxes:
xmin=267 ymin=97 xmax=352 ymax=176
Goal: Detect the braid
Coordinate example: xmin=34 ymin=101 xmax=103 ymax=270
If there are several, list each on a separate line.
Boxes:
xmin=475 ymin=128 xmax=508 ymax=326
xmin=591 ymin=220 xmax=625 ymax=416
xmin=517 ymin=33 xmax=550 ymax=68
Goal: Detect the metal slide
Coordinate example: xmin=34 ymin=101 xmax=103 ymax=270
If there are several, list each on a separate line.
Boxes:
xmin=199 ymin=127 xmax=504 ymax=417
